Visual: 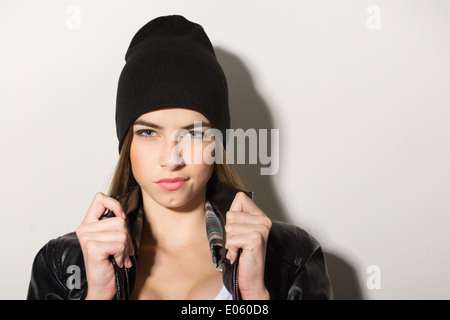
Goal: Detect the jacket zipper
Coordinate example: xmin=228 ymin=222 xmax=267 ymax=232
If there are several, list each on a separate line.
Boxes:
xmin=234 ymin=261 xmax=240 ymax=300
xmin=233 ymin=248 xmax=243 ymax=300
xmin=124 ymin=267 xmax=130 ymax=300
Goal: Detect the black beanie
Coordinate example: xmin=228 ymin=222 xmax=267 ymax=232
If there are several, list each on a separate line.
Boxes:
xmin=115 ymin=15 xmax=229 ymax=152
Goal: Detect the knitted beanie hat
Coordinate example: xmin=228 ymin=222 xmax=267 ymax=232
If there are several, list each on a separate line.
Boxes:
xmin=115 ymin=15 xmax=229 ymax=152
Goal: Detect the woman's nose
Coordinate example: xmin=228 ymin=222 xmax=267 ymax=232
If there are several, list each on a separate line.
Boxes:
xmin=159 ymin=138 xmax=184 ymax=170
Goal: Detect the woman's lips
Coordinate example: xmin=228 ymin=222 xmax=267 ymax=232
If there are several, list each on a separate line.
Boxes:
xmin=156 ymin=177 xmax=189 ymax=191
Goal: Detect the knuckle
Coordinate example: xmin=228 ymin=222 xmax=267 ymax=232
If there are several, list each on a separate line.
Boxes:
xmin=264 ymin=216 xmax=272 ymax=229
xmin=117 ymin=242 xmax=126 ymax=253
xmin=76 ymin=225 xmax=86 ymax=238
xmin=94 ymin=192 xmax=105 ymax=202
xmin=224 ymin=223 xmax=233 ymax=234
xmin=112 ymin=217 xmax=126 ymax=229
xmin=76 ymin=231 xmax=86 ymax=243
xmin=250 ymin=230 xmax=264 ymax=242
xmin=225 ymin=237 xmax=235 ymax=248
xmin=238 ymin=191 xmax=248 ymax=199
xmin=119 ymin=218 xmax=127 ymax=229
xmin=118 ymin=231 xmax=128 ymax=243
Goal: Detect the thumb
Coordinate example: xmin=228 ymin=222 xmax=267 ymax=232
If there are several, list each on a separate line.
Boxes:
xmin=229 ymin=192 xmax=260 ymax=215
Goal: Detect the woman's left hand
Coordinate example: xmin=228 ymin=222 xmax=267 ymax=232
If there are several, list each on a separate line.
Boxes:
xmin=225 ymin=192 xmax=272 ymax=300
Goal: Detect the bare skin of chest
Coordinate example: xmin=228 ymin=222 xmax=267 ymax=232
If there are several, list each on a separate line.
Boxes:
xmin=131 ymin=238 xmax=223 ymax=300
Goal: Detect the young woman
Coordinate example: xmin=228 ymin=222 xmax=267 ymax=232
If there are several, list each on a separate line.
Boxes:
xmin=27 ymin=15 xmax=332 ymax=300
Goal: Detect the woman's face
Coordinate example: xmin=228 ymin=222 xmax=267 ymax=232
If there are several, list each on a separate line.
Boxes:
xmin=130 ymin=108 xmax=215 ymax=211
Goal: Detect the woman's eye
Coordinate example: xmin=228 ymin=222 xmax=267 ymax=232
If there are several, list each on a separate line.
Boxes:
xmin=187 ymin=131 xmax=205 ymax=139
xmin=136 ymin=129 xmax=156 ymax=137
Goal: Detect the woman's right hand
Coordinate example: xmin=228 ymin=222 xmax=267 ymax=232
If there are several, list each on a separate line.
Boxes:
xmin=76 ymin=192 xmax=134 ymax=300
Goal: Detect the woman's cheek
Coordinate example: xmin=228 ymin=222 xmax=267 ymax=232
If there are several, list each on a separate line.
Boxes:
xmin=177 ymin=140 xmax=203 ymax=165
xmin=130 ymin=141 xmax=156 ymax=182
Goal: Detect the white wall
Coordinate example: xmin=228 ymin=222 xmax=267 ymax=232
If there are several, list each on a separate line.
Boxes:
xmin=1 ymin=0 xmax=449 ymax=299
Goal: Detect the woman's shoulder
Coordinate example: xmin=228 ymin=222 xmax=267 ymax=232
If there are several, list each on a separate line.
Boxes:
xmin=267 ymin=221 xmax=324 ymax=267
xmin=34 ymin=232 xmax=84 ymax=272
xmin=266 ymin=222 xmax=333 ymax=299
xmin=42 ymin=231 xmax=82 ymax=252
xmin=28 ymin=232 xmax=86 ymax=299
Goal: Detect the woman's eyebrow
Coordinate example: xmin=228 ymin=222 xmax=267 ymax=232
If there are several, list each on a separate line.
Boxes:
xmin=133 ymin=120 xmax=163 ymax=129
xmin=133 ymin=120 xmax=212 ymax=130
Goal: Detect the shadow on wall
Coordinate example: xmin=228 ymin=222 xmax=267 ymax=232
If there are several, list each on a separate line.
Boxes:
xmin=324 ymin=252 xmax=365 ymax=299
xmin=215 ymin=47 xmax=364 ymax=300
xmin=215 ymin=47 xmax=287 ymax=223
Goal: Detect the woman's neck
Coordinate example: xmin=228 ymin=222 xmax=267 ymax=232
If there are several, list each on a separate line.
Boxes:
xmin=140 ymin=190 xmax=207 ymax=250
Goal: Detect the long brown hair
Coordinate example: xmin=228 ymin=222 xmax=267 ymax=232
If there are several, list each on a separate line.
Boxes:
xmin=108 ymin=128 xmax=246 ymax=197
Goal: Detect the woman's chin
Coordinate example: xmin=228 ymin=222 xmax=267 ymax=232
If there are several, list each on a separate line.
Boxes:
xmin=143 ymin=187 xmax=205 ymax=212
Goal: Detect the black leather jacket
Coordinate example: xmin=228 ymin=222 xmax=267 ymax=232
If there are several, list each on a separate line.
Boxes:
xmin=27 ymin=182 xmax=333 ymax=300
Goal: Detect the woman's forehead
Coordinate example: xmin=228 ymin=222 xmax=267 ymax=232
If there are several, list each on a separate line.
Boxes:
xmin=135 ymin=108 xmax=210 ymax=125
